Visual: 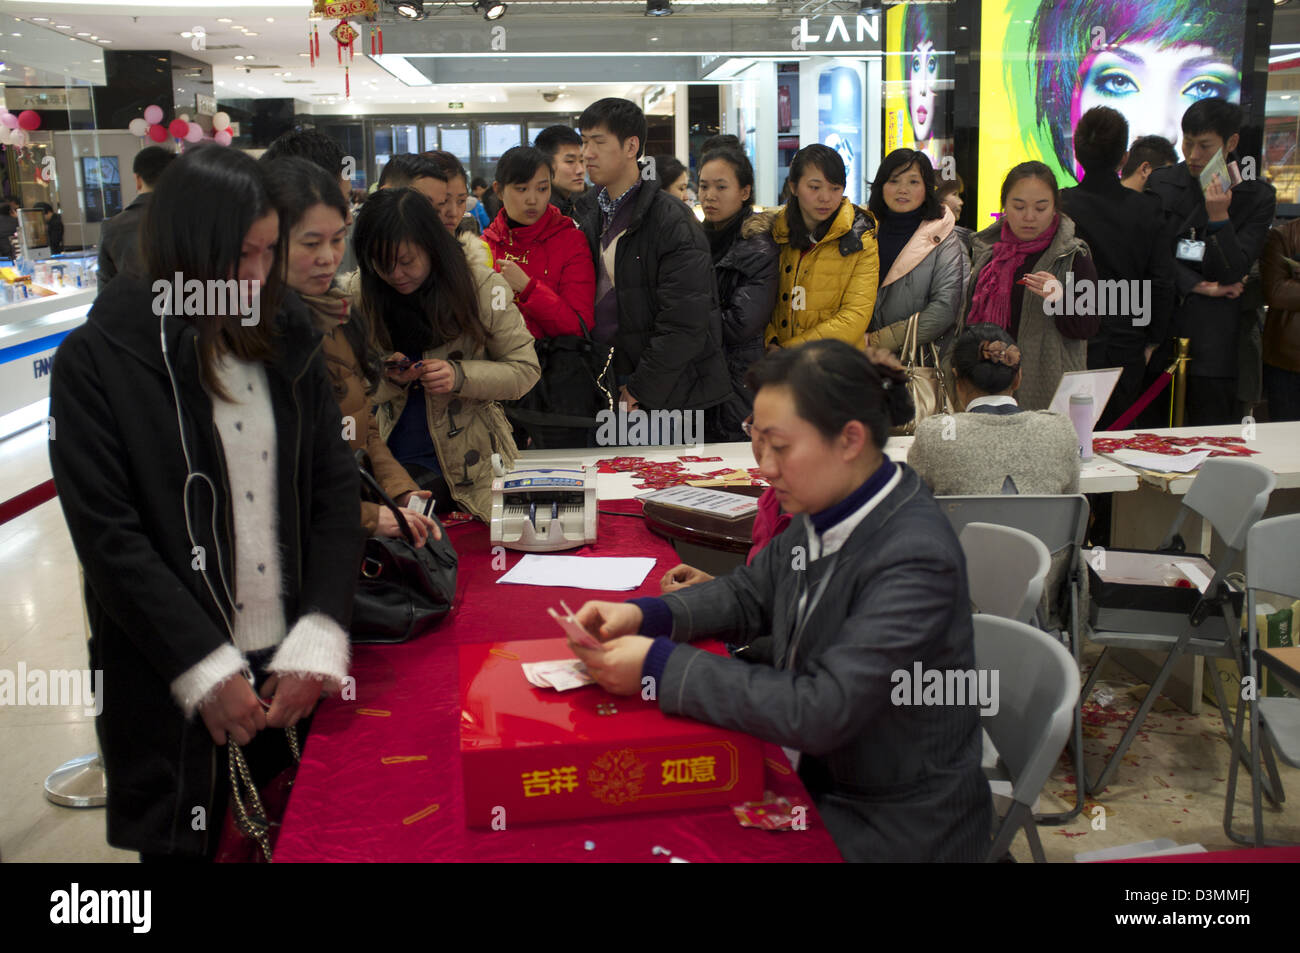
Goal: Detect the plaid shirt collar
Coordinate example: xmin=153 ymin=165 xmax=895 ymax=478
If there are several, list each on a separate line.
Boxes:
xmin=598 ymin=181 xmax=640 ymax=224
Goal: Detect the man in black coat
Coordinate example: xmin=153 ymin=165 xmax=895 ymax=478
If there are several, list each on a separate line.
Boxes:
xmin=48 ymin=278 xmax=361 ymax=857
xmin=535 ymin=124 xmax=588 ymax=220
xmin=574 ymin=98 xmax=730 ymax=426
xmin=1146 ymin=99 xmax=1276 ymax=426
xmin=1060 ymin=107 xmax=1176 ymax=429
xmin=96 ymin=146 xmax=175 ymax=286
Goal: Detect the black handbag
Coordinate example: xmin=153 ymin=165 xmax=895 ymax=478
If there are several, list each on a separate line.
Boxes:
xmin=505 ymin=313 xmax=614 ymax=449
xmin=351 ymin=462 xmax=459 ymax=644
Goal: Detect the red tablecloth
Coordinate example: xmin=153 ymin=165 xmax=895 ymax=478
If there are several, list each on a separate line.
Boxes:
xmin=272 ymin=499 xmax=843 ymax=862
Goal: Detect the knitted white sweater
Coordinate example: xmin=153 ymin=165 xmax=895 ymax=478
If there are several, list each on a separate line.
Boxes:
xmin=908 ymin=409 xmax=1082 ymax=497
xmin=169 ymin=355 xmax=349 ymax=717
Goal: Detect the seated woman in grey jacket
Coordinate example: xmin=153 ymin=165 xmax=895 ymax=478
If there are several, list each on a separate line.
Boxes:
xmin=865 ymin=149 xmax=968 ymax=355
xmin=568 ymin=340 xmax=990 ymax=863
xmin=909 ymin=322 xmax=1081 ymax=495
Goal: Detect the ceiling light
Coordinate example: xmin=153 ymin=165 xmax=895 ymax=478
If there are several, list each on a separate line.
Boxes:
xmin=235 ymin=55 xmax=244 ymax=60
xmin=217 ymin=17 xmax=232 ymax=23
xmin=245 ymin=31 xmax=259 ymax=36
xmin=77 ymin=32 xmax=90 ymax=37
xmin=266 ymin=17 xmax=275 ymax=22
xmin=473 ymin=1 xmax=507 ymax=20
xmin=100 ymin=39 xmax=112 ymax=43
xmin=32 ymin=17 xmax=48 ymax=22
xmin=56 ymin=24 xmax=72 ymax=30
xmin=395 ymin=2 xmax=425 ymax=18
xmin=646 ymin=0 xmax=672 ymax=15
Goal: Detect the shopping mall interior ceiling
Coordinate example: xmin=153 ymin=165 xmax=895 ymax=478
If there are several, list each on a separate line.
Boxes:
xmin=0 ymin=0 xmax=877 ymax=113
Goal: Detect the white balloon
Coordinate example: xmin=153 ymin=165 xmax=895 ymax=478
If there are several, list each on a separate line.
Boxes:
xmin=128 ymin=117 xmax=149 ymax=137
xmin=179 ymin=112 xmax=190 ymax=122
xmin=212 ymin=111 xmax=231 ymax=131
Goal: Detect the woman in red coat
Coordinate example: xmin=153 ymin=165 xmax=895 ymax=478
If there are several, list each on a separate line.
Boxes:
xmin=483 ymin=145 xmax=595 ymax=339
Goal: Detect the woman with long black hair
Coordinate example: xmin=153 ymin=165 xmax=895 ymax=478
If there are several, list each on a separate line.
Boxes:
xmin=48 ymin=144 xmax=362 ymax=861
xmin=354 ymin=187 xmax=539 ymax=520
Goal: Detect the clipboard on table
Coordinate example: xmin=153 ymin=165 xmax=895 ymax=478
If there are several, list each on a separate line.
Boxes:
xmin=1047 ymin=367 xmax=1123 ymax=430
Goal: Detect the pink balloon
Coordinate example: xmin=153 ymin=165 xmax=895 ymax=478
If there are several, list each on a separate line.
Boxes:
xmin=214 ymin=129 xmax=232 ymax=147
xmin=1 ymin=112 xmax=18 ymax=130
xmin=12 ymin=129 xmax=27 ymax=148
xmin=185 ymin=121 xmax=204 ymax=143
xmin=17 ymin=110 xmax=41 ymax=131
xmin=143 ymin=105 xmax=164 ymax=125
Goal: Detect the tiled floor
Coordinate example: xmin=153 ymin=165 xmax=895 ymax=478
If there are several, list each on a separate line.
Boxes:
xmin=1 ymin=420 xmax=1296 ymax=863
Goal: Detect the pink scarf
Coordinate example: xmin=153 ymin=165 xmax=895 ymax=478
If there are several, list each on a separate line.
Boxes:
xmin=967 ymin=213 xmax=1060 ymax=331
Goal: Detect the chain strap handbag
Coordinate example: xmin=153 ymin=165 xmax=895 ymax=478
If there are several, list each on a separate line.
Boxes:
xmin=892 ymin=311 xmax=951 ymax=436
xmin=504 ymin=312 xmax=615 ymax=449
xmin=226 ymin=722 xmax=300 ymax=863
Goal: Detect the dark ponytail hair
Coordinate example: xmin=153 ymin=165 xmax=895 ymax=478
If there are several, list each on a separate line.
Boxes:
xmin=699 ymin=147 xmax=756 ymax=208
xmin=784 ymin=143 xmax=847 ymax=250
xmin=999 ymin=160 xmax=1059 ymax=209
xmin=744 ymin=339 xmax=912 ymax=450
xmin=951 ymin=323 xmax=1021 ymax=395
xmin=141 ymin=143 xmax=281 ymax=402
xmin=263 ymin=155 xmax=381 ymax=394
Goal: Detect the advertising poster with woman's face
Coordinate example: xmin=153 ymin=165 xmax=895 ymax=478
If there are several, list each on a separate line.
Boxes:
xmin=976 ymin=0 xmax=1246 ymax=224
xmin=884 ymin=3 xmax=954 ymax=170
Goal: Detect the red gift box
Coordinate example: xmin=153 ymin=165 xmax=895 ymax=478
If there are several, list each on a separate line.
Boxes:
xmin=459 ymin=638 xmax=764 ymax=827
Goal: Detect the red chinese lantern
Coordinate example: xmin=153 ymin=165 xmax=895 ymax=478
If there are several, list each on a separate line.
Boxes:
xmin=17 ymin=110 xmax=41 ymax=131
xmin=147 ymin=124 xmax=168 ymax=143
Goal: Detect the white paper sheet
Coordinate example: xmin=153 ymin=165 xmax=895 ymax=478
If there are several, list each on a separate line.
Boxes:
xmin=1112 ymin=449 xmax=1211 ymax=474
xmin=498 ymin=554 xmax=657 ymax=590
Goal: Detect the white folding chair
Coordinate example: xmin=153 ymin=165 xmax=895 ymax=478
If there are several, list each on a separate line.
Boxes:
xmin=1081 ymin=459 xmax=1276 ymax=796
xmin=975 ymin=614 xmax=1079 ymax=862
xmin=959 ymin=522 xmax=1051 ymax=625
xmin=1224 ymin=513 xmax=1300 ymax=846
xmin=942 ymin=495 xmax=1090 ymax=822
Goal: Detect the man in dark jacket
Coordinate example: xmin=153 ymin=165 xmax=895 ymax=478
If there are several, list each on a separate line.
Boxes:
xmin=34 ymin=202 xmax=64 ymax=255
xmin=574 ymin=98 xmax=730 ymax=425
xmin=1146 ymin=99 xmax=1276 ymax=426
xmin=1060 ymin=107 xmax=1176 ymax=429
xmin=96 ymin=145 xmax=174 ymax=287
xmin=534 ymin=124 xmax=587 ymax=220
xmin=48 ymin=278 xmax=361 ymax=857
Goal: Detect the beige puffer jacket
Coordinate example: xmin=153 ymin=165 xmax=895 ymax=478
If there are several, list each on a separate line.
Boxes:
xmin=371 ymin=233 xmax=540 ymax=520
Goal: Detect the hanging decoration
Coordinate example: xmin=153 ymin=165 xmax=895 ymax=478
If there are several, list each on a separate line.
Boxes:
xmin=310 ymin=0 xmax=379 ymax=100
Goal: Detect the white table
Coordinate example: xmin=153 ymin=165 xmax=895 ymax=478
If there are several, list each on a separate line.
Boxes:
xmin=519 ymin=436 xmax=1142 ymax=500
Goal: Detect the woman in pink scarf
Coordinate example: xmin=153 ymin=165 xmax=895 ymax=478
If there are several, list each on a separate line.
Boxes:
xmin=963 ymin=161 xmax=1099 ymax=409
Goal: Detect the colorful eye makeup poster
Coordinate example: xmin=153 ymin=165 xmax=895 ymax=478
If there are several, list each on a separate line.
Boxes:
xmin=977 ymin=0 xmax=1246 ymax=224
xmin=884 ymin=2 xmax=954 ymax=169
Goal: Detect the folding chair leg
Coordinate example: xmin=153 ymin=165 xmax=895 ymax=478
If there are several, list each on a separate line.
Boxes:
xmin=988 ymin=801 xmax=1031 ymax=862
xmin=1039 ymin=593 xmax=1087 ymax=824
xmin=1080 ymin=646 xmax=1109 ymax=704
xmin=1086 ymin=636 xmax=1190 ymax=796
xmin=1260 ymin=729 xmax=1286 ymax=806
xmin=1024 ymin=816 xmax=1047 ymax=863
xmin=1210 ymin=656 xmax=1284 ymax=805
xmin=1223 ymin=694 xmax=1254 ymax=846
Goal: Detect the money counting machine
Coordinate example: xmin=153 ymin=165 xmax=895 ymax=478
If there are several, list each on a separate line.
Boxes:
xmin=490 ymin=467 xmax=598 ymax=552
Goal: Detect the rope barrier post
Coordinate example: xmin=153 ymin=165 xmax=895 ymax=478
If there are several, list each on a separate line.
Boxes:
xmin=1171 ymin=337 xmax=1191 ymax=428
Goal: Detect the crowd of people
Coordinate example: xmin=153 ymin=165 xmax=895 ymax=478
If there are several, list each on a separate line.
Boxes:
xmin=45 ymin=91 xmax=1300 ymax=864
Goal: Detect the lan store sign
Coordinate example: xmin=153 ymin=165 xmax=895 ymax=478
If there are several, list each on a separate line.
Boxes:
xmin=797 ymin=14 xmax=880 ymax=49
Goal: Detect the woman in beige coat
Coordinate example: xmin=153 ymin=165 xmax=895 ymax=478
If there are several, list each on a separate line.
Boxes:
xmin=353 ymin=187 xmax=540 ymax=521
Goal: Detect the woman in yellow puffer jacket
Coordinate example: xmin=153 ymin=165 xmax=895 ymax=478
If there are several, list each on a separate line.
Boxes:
xmin=751 ymin=144 xmax=879 ymax=350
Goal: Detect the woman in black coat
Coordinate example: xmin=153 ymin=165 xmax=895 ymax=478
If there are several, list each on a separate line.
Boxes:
xmin=698 ymin=146 xmax=779 ymax=440
xmin=47 ymin=145 xmax=362 ymax=860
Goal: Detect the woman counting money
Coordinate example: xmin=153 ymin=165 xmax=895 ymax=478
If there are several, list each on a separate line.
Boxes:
xmin=570 ymin=339 xmax=990 ymax=862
